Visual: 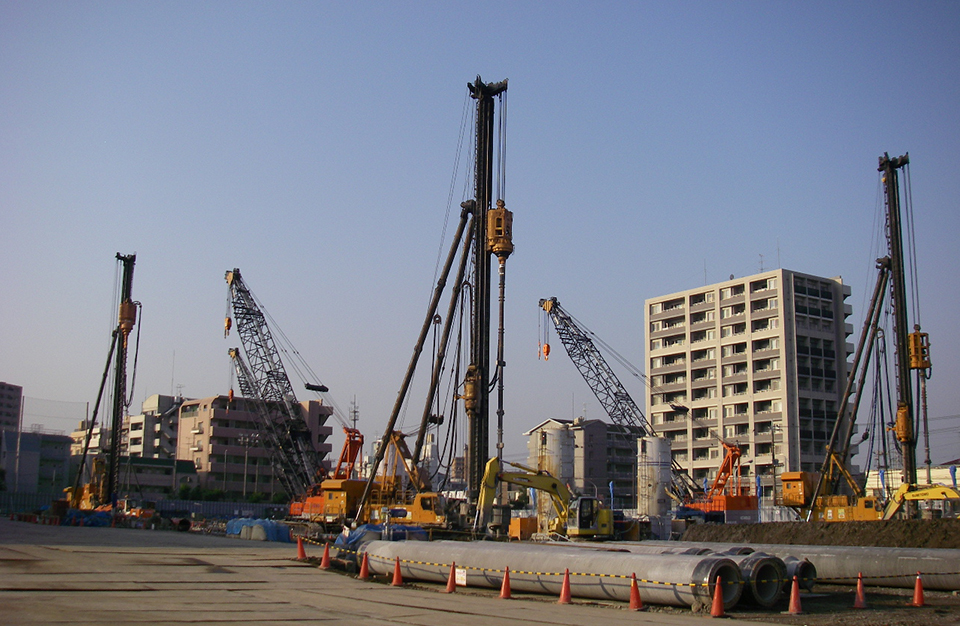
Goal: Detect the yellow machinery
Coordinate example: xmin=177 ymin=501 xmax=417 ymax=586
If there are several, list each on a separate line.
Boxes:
xmin=296 ymin=430 xmax=451 ymax=531
xmin=784 ymin=155 xmax=940 ymax=522
xmin=782 ymin=465 xmax=960 ymax=522
xmin=477 ymin=457 xmax=613 ymax=539
xmin=882 ymin=483 xmax=960 ymax=520
xmin=781 ymin=470 xmax=884 ymax=522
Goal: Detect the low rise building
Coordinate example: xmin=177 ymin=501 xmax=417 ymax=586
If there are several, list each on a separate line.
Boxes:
xmin=525 ymin=417 xmax=644 ymax=509
xmin=113 ymin=456 xmax=198 ymax=501
xmin=0 ymin=427 xmax=71 ymax=494
xmin=177 ymin=395 xmax=333 ymax=500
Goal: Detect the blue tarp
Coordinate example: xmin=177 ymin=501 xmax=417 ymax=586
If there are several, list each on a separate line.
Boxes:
xmin=334 ymin=523 xmax=428 ymax=554
xmin=225 ymin=518 xmax=293 ymax=542
xmin=62 ymin=509 xmax=112 ymax=527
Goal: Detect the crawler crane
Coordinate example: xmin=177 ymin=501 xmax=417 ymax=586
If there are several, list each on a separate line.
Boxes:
xmin=225 ymin=268 xmax=329 ymax=501
xmin=539 ymin=297 xmax=700 ymax=506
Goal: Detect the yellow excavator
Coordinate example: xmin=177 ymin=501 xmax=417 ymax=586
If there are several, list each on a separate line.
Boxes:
xmin=476 ymin=457 xmax=613 ymax=539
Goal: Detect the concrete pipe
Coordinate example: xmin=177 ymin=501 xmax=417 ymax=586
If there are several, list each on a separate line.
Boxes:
xmin=360 ymin=540 xmax=743 ymax=610
xmin=631 ymin=541 xmax=960 ymax=591
xmin=725 ymin=552 xmax=787 ymax=607
xmin=781 ymin=556 xmax=817 ymax=592
xmin=588 ymin=542 xmax=784 ymax=605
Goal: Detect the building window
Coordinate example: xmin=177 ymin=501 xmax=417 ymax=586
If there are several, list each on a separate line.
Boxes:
xmin=691 ymin=367 xmax=716 ymax=381
xmin=721 ymin=342 xmax=747 ymax=357
xmin=692 ymin=387 xmax=717 ymax=400
xmin=689 ymin=292 xmax=710 ymax=306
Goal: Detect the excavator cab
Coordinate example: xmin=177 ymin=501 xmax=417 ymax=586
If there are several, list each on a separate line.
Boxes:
xmin=567 ymin=496 xmax=613 ymax=538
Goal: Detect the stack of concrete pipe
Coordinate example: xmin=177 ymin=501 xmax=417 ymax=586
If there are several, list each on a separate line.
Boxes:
xmin=360 ymin=540 xmax=744 ymax=610
xmin=574 ymin=542 xmax=792 ymax=607
xmin=632 ymin=541 xmax=960 ymax=591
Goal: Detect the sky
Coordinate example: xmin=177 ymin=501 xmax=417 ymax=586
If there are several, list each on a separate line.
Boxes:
xmin=2 ymin=2 xmax=959 ymax=467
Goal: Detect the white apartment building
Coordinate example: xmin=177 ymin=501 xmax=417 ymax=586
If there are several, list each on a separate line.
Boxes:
xmin=124 ymin=394 xmax=183 ymax=459
xmin=645 ymin=269 xmax=854 ymax=499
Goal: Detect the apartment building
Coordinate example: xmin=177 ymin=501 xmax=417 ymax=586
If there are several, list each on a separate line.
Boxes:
xmin=645 ymin=269 xmax=854 ymax=499
xmin=525 ymin=417 xmax=645 ymax=509
xmin=69 ymin=420 xmax=110 ymax=457
xmin=177 ymin=395 xmax=333 ymax=500
xmin=124 ymin=394 xmax=183 ymax=459
xmin=0 ymin=382 xmax=22 ymax=430
xmin=0 ymin=427 xmax=71 ymax=493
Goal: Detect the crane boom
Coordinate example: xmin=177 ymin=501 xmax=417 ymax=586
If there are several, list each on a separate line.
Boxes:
xmin=225 ymin=268 xmax=325 ymax=498
xmin=540 ymin=297 xmax=698 ymax=502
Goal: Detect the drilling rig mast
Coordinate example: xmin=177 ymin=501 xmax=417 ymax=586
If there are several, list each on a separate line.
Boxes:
xmin=355 ymin=76 xmax=511 ymax=523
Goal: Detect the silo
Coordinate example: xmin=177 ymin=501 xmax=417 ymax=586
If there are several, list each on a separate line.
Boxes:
xmin=637 ymin=436 xmax=672 ymax=518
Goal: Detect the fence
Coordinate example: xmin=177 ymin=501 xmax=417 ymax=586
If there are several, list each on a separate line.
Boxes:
xmin=0 ymin=493 xmax=284 ymax=520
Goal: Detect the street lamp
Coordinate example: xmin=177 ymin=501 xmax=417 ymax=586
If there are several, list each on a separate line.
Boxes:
xmin=239 ymin=433 xmax=259 ymax=499
xmin=583 ymin=479 xmax=599 ymax=498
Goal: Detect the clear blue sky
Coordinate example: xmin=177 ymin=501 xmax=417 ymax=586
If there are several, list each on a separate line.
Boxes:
xmin=2 ymin=2 xmax=959 ymax=464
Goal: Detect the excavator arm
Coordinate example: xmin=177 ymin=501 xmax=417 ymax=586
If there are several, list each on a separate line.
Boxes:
xmin=477 ymin=457 xmax=571 ymax=532
xmin=882 ymin=484 xmax=960 ymax=520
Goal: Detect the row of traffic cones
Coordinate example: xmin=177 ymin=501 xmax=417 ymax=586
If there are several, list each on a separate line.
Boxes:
xmin=296 ymin=541 xmax=928 ymax=612
xmin=854 ymin=571 xmax=925 ymax=609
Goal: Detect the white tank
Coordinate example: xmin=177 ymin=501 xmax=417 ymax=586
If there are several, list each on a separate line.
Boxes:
xmin=637 ymin=436 xmax=672 ymax=518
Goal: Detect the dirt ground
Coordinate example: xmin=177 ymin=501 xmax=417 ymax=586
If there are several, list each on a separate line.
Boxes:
xmin=681 ymin=518 xmax=960 ymax=549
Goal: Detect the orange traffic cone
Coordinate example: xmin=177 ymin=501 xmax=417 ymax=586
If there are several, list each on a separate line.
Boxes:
xmin=854 ymin=572 xmax=867 ymax=609
xmin=908 ymin=571 xmax=925 ymax=607
xmin=296 ymin=536 xmax=306 ymax=560
xmin=558 ymin=568 xmax=572 ymax=604
xmin=785 ymin=575 xmax=804 ymax=615
xmin=358 ymin=552 xmax=370 ymax=580
xmin=500 ymin=566 xmax=512 ymax=599
xmin=445 ymin=561 xmax=457 ymax=593
xmin=319 ymin=542 xmax=331 ymax=570
xmin=391 ymin=556 xmax=403 ymax=586
xmin=710 ymin=575 xmax=725 ymax=618
xmin=629 ymin=572 xmax=644 ymax=611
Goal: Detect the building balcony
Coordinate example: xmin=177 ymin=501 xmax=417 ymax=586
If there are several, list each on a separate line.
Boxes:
xmin=649 ymin=305 xmax=685 ymax=322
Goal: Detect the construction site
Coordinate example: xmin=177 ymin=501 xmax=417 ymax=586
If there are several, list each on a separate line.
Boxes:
xmin=3 ymin=74 xmax=956 ymax=626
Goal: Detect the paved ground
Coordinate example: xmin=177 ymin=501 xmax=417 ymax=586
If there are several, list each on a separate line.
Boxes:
xmin=0 ymin=517 xmax=785 ymax=625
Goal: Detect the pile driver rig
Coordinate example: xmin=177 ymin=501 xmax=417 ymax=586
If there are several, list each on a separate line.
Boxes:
xmin=782 ymin=153 xmax=948 ymax=521
xmin=355 ymin=76 xmax=513 ymax=527
xmin=67 ymin=253 xmax=141 ymax=510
